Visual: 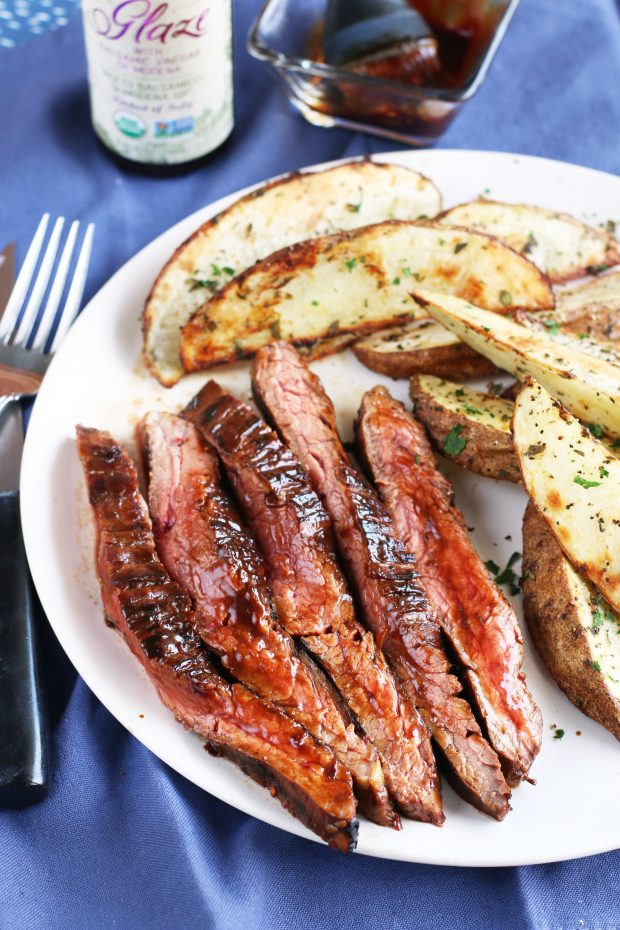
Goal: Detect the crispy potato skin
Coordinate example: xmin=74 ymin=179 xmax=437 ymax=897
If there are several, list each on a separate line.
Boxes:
xmin=522 ymin=502 xmax=620 ymax=740
xmin=354 ymin=332 xmax=497 ymax=380
xmin=410 ymin=376 xmax=520 ymax=481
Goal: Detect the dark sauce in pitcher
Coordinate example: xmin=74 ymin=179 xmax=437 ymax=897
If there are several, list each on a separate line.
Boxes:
xmin=306 ymin=0 xmax=507 ymax=139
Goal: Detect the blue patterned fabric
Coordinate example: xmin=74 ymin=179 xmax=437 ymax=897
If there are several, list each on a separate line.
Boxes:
xmin=0 ymin=0 xmax=78 ymax=47
xmin=1 ymin=1 xmax=620 ymax=927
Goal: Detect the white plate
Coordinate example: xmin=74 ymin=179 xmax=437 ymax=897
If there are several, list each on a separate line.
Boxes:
xmin=21 ymin=150 xmax=620 ymax=867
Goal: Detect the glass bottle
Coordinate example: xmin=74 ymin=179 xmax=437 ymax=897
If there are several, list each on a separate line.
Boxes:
xmin=80 ymin=0 xmax=234 ymax=167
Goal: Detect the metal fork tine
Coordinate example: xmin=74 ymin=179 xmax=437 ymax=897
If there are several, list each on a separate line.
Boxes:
xmin=31 ymin=221 xmax=79 ymax=352
xmin=12 ymin=217 xmax=65 ymax=347
xmin=0 ymin=214 xmax=50 ymax=342
xmin=50 ymin=223 xmax=94 ymax=353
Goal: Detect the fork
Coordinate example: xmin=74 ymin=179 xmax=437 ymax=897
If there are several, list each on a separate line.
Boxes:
xmin=0 ymin=215 xmax=94 ymax=807
xmin=0 ymin=215 xmax=94 ymax=414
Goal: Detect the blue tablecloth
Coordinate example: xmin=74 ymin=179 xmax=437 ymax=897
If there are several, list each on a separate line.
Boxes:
xmin=1 ymin=1 xmax=620 ymax=927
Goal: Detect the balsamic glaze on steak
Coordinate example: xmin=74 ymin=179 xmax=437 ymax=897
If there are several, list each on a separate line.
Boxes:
xmin=138 ymin=412 xmax=388 ymax=826
xmin=356 ymin=386 xmax=542 ymax=786
xmin=184 ymin=380 xmax=443 ymax=826
xmin=76 ymin=425 xmax=358 ymax=850
xmin=252 ymin=343 xmax=511 ymax=820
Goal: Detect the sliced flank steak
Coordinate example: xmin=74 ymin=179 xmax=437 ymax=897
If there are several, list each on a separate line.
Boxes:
xmin=76 ymin=425 xmax=358 ymax=850
xmin=138 ymin=411 xmax=388 ymax=826
xmin=184 ymin=380 xmax=441 ymax=825
xmin=252 ymin=343 xmax=511 ymax=820
xmin=356 ymin=386 xmax=542 ymax=786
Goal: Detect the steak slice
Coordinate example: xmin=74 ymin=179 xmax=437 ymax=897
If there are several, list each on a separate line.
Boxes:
xmin=76 ymin=425 xmax=358 ymax=851
xmin=184 ymin=381 xmax=440 ymax=826
xmin=253 ymin=342 xmax=511 ymax=820
xmin=138 ymin=412 xmax=388 ymax=826
xmin=356 ymin=386 xmax=542 ymax=785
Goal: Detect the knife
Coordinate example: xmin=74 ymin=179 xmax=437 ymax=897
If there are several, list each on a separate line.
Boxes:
xmin=0 ymin=244 xmax=48 ymax=807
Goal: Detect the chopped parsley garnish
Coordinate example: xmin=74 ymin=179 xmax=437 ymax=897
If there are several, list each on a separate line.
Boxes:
xmin=544 ymin=320 xmax=560 ymax=334
xmin=599 ymin=465 xmax=609 ymax=479
xmin=574 ymin=475 xmax=601 ymax=489
xmin=554 ymin=729 xmax=565 ymax=740
xmin=189 ymin=278 xmax=218 ymax=291
xmin=222 ymin=266 xmax=235 ymax=276
xmin=586 ymin=423 xmax=603 ymax=438
xmin=345 ymin=258 xmax=357 ymax=272
xmin=348 ymin=201 xmax=362 ymax=213
xmin=463 ymin=404 xmax=483 ymax=416
xmin=392 ymin=277 xmax=401 ymax=285
xmin=233 ymin=339 xmax=244 ymax=359
xmin=455 ymin=388 xmax=466 ymax=397
xmin=211 ymin=263 xmax=222 ymax=276
xmin=311 ymin=299 xmax=319 ymax=306
xmin=592 ymin=594 xmax=617 ymax=629
xmin=487 ymin=552 xmax=522 ymax=594
xmin=591 ymin=661 xmax=602 ymax=672
xmin=443 ymin=425 xmax=467 ymax=456
xmin=401 ymin=266 xmax=413 ymax=277
xmin=496 ymin=551 xmax=522 ymax=594
xmin=454 ymin=242 xmax=467 ymax=254
xmin=499 ymin=289 xmax=512 ymax=307
xmin=414 ymin=454 xmax=421 ymax=464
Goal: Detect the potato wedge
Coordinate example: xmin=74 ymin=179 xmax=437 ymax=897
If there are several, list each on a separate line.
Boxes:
xmin=513 ymin=378 xmax=620 ymax=614
xmin=181 ymin=223 xmax=553 ymax=373
xmin=439 ymin=200 xmax=620 ymax=283
xmin=522 ymin=501 xmax=620 ymax=740
xmin=410 ymin=375 xmax=520 ymax=481
xmin=554 ymin=270 xmax=620 ymax=341
xmin=298 ymin=333 xmax=358 ymax=360
xmin=516 ymin=310 xmax=620 ymax=369
xmin=144 ymin=160 xmax=442 ymax=386
xmin=417 ymin=290 xmax=620 ymax=437
xmin=352 ymin=319 xmax=498 ymax=380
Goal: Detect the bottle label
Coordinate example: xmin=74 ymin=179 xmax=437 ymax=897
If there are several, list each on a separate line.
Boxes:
xmin=81 ymin=0 xmax=233 ymax=164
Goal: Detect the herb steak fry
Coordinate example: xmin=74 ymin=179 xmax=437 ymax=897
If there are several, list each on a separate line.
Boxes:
xmin=76 ymin=425 xmax=358 ymax=850
xmin=184 ymin=381 xmax=438 ymax=825
xmin=252 ymin=343 xmax=511 ymax=820
xmin=138 ymin=412 xmax=387 ymax=825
